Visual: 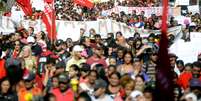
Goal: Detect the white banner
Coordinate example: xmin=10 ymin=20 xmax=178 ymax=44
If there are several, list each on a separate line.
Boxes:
xmin=102 ymin=6 xmax=181 ymax=17
xmin=175 ymin=0 xmax=189 ymax=6
xmin=170 ymin=32 xmax=201 ymax=63
xmin=188 ymin=5 xmax=200 ymax=14
xmin=0 ymin=16 xmax=16 ymax=34
xmin=0 ymin=17 xmax=182 ymax=42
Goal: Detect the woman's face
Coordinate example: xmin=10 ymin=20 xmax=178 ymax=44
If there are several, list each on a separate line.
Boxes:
xmin=116 ymin=33 xmax=121 ymax=39
xmin=135 ymin=77 xmax=145 ymax=91
xmin=135 ymin=77 xmax=144 ymax=86
xmin=90 ymin=30 xmax=95 ymax=35
xmin=109 ymin=74 xmax=120 ymax=86
xmin=69 ymin=68 xmax=77 ymax=78
xmin=1 ymin=80 xmax=10 ymax=94
xmin=133 ymin=61 xmax=142 ymax=71
xmin=88 ymin=72 xmax=97 ymax=84
xmin=36 ymin=32 xmax=42 ymax=40
xmin=177 ymin=63 xmax=184 ymax=72
xmin=135 ymin=41 xmax=142 ymax=48
xmin=107 ymin=66 xmax=116 ymax=76
xmin=14 ymin=41 xmax=20 ymax=51
xmin=124 ymin=53 xmax=132 ymax=64
xmin=14 ymin=33 xmax=21 ymax=41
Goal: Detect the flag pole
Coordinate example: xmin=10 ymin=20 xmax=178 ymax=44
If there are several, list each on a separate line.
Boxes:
xmin=155 ymin=0 xmax=174 ymax=100
xmin=51 ymin=0 xmax=54 ymax=47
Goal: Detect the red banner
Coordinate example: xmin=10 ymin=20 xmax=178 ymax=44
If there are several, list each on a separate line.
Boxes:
xmin=42 ymin=0 xmax=57 ymax=41
xmin=74 ymin=0 xmax=94 ymax=9
xmin=16 ymin=0 xmax=32 ymax=16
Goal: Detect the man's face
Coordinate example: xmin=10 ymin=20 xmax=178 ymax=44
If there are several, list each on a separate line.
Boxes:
xmin=59 ymin=82 xmax=68 ymax=92
xmin=28 ymin=28 xmax=33 ymax=35
xmin=94 ymin=48 xmax=102 ymax=57
xmin=74 ymin=51 xmax=82 ymax=58
xmin=95 ymin=37 xmax=101 ymax=43
xmin=117 ymin=50 xmax=124 ymax=58
xmin=151 ymin=53 xmax=158 ymax=62
xmin=84 ymin=38 xmax=90 ymax=47
xmin=192 ymin=67 xmax=200 ymax=78
xmin=24 ymin=80 xmax=34 ymax=90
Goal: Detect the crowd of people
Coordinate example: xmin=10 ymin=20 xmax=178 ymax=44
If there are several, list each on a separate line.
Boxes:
xmin=0 ymin=24 xmax=201 ymax=101
xmin=0 ymin=0 xmax=201 ymax=101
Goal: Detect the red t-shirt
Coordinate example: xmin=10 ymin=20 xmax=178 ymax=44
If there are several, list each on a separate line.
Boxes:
xmin=178 ymin=72 xmax=201 ymax=89
xmin=52 ymin=88 xmax=74 ymax=101
xmin=0 ymin=59 xmax=6 ymax=79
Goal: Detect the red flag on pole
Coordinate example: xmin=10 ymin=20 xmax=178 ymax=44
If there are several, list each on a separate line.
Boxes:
xmin=42 ymin=0 xmax=57 ymax=41
xmin=155 ymin=0 xmax=174 ymax=100
xmin=16 ymin=0 xmax=32 ymax=16
xmin=74 ymin=0 xmax=94 ymax=9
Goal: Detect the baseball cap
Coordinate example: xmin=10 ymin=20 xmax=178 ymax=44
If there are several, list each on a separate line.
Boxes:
xmin=56 ymin=61 xmax=66 ymax=69
xmin=169 ymin=53 xmax=178 ymax=59
xmin=55 ymin=39 xmax=64 ymax=46
xmin=130 ymin=90 xmax=143 ymax=99
xmin=73 ymin=45 xmax=84 ymax=52
xmin=23 ymin=71 xmax=36 ymax=81
xmin=80 ymin=63 xmax=90 ymax=72
xmin=94 ymin=79 xmax=107 ymax=91
xmin=58 ymin=73 xmax=69 ymax=83
xmin=27 ymin=36 xmax=35 ymax=43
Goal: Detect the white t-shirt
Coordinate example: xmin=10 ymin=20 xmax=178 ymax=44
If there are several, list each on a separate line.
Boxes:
xmin=91 ymin=94 xmax=113 ymax=101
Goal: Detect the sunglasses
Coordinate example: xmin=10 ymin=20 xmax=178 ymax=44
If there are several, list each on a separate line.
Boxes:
xmin=59 ymin=81 xmax=68 ymax=84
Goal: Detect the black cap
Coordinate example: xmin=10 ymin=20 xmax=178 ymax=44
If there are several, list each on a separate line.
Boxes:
xmin=169 ymin=53 xmax=178 ymax=59
xmin=58 ymin=73 xmax=69 ymax=83
xmin=23 ymin=71 xmax=36 ymax=81
xmin=56 ymin=61 xmax=66 ymax=69
xmin=56 ymin=39 xmax=64 ymax=46
xmin=80 ymin=63 xmax=90 ymax=72
xmin=94 ymin=79 xmax=107 ymax=91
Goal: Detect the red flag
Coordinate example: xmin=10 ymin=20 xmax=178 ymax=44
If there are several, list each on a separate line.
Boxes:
xmin=74 ymin=0 xmax=94 ymax=9
xmin=42 ymin=0 xmax=57 ymax=41
xmin=156 ymin=0 xmax=174 ymax=100
xmin=16 ymin=0 xmax=32 ymax=16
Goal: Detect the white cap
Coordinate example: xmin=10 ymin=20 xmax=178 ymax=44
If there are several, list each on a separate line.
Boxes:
xmin=73 ymin=45 xmax=84 ymax=52
xmin=27 ymin=36 xmax=35 ymax=43
xmin=130 ymin=90 xmax=143 ymax=99
xmin=185 ymin=93 xmax=197 ymax=101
